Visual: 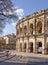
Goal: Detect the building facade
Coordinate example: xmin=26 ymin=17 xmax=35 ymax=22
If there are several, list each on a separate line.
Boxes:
xmin=0 ymin=37 xmax=6 ymax=49
xmin=0 ymin=33 xmax=16 ymax=50
xmin=16 ymin=9 xmax=48 ymax=54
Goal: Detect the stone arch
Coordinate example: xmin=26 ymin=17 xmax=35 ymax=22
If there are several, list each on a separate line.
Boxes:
xmin=36 ymin=21 xmax=42 ymax=33
xmin=24 ymin=25 xmax=27 ymax=35
xmin=24 ymin=43 xmax=26 ymax=52
xmin=29 ymin=42 xmax=33 ymax=53
xmin=20 ymin=27 xmax=22 ymax=34
xmin=20 ymin=43 xmax=22 ymax=52
xmin=30 ymin=24 xmax=33 ymax=34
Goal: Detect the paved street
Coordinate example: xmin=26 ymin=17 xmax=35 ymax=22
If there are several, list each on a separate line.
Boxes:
xmin=0 ymin=54 xmax=48 ymax=65
xmin=0 ymin=62 xmax=26 ymax=65
xmin=0 ymin=61 xmax=48 ymax=65
xmin=0 ymin=50 xmax=48 ymax=65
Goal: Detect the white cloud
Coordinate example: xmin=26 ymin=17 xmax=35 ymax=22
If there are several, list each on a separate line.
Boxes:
xmin=11 ymin=8 xmax=24 ymax=26
xmin=15 ymin=9 xmax=24 ymax=16
xmin=5 ymin=8 xmax=24 ymax=27
xmin=14 ymin=8 xmax=24 ymax=20
xmin=11 ymin=22 xmax=17 ymax=27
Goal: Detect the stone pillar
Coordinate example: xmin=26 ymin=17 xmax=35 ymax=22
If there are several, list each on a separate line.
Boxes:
xmin=22 ymin=23 xmax=24 ymax=36
xmin=42 ymin=14 xmax=47 ymax=54
xmin=35 ymin=18 xmax=37 ymax=53
xmin=17 ymin=25 xmax=20 ymax=38
xmin=33 ymin=40 xmax=36 ymax=53
xmin=35 ymin=43 xmax=38 ymax=53
xmin=42 ymin=38 xmax=47 ymax=54
xmin=18 ymin=39 xmax=20 ymax=52
xmin=26 ymin=37 xmax=30 ymax=53
xmin=42 ymin=45 xmax=45 ymax=54
xmin=32 ymin=18 xmax=36 ymax=53
xmin=27 ymin=21 xmax=30 ymax=34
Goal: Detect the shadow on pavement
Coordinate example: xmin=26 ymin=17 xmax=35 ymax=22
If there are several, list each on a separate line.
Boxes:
xmin=0 ymin=62 xmax=26 ymax=65
xmin=27 ymin=61 xmax=48 ymax=65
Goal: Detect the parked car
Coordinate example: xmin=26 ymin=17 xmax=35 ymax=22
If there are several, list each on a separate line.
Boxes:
xmin=38 ymin=47 xmax=42 ymax=53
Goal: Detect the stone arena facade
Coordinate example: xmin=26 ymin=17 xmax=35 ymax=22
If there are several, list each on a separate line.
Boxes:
xmin=16 ymin=9 xmax=48 ymax=54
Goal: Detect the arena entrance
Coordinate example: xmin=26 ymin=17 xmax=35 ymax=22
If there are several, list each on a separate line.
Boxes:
xmin=30 ymin=42 xmax=33 ymax=53
xmin=38 ymin=42 xmax=42 ymax=54
xmin=24 ymin=43 xmax=26 ymax=52
xmin=20 ymin=43 xmax=22 ymax=52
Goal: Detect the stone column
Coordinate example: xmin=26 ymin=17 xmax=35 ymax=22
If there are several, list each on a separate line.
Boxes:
xmin=27 ymin=20 xmax=30 ymax=35
xmin=18 ymin=25 xmax=20 ymax=37
xmin=33 ymin=18 xmax=36 ymax=53
xmin=42 ymin=37 xmax=47 ymax=54
xmin=35 ymin=43 xmax=38 ymax=53
xmin=22 ymin=23 xmax=24 ymax=36
xmin=35 ymin=18 xmax=37 ymax=53
xmin=42 ymin=14 xmax=47 ymax=54
xmin=26 ymin=37 xmax=30 ymax=53
xmin=42 ymin=43 xmax=45 ymax=54
xmin=33 ymin=39 xmax=36 ymax=53
xmin=18 ymin=39 xmax=20 ymax=52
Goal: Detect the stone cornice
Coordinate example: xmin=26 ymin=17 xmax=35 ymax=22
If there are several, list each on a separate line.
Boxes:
xmin=16 ymin=8 xmax=48 ymax=26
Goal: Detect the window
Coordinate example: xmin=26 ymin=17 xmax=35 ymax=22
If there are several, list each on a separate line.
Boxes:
xmin=20 ymin=28 xmax=22 ymax=34
xmin=30 ymin=42 xmax=33 ymax=52
xmin=36 ymin=21 xmax=42 ymax=33
xmin=24 ymin=26 xmax=27 ymax=35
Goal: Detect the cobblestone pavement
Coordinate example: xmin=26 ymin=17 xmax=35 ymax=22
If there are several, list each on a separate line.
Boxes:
xmin=0 ymin=55 xmax=48 ymax=65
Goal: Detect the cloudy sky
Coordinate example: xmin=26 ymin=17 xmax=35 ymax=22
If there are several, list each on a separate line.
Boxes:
xmin=3 ymin=0 xmax=48 ymax=36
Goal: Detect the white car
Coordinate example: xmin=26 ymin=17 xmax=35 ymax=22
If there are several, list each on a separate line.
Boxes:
xmin=38 ymin=47 xmax=42 ymax=53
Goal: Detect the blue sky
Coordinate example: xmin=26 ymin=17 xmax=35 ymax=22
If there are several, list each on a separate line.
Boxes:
xmin=3 ymin=0 xmax=48 ymax=36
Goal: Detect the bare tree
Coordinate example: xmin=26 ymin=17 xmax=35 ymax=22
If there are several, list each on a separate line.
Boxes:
xmin=0 ymin=0 xmax=18 ymax=34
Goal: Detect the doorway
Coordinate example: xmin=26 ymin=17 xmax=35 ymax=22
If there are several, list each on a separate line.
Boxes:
xmin=38 ymin=42 xmax=42 ymax=53
xmin=30 ymin=42 xmax=33 ymax=53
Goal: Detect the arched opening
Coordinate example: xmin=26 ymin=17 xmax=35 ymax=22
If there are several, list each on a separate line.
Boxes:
xmin=20 ymin=43 xmax=22 ymax=52
xmin=30 ymin=24 xmax=33 ymax=34
xmin=38 ymin=42 xmax=42 ymax=54
xmin=36 ymin=22 xmax=42 ymax=33
xmin=30 ymin=42 xmax=33 ymax=53
xmin=20 ymin=28 xmax=22 ymax=34
xmin=24 ymin=43 xmax=26 ymax=52
xmin=24 ymin=26 xmax=27 ymax=35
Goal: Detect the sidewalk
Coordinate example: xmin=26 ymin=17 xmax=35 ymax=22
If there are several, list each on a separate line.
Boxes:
xmin=9 ymin=50 xmax=48 ymax=59
xmin=16 ymin=52 xmax=48 ymax=59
